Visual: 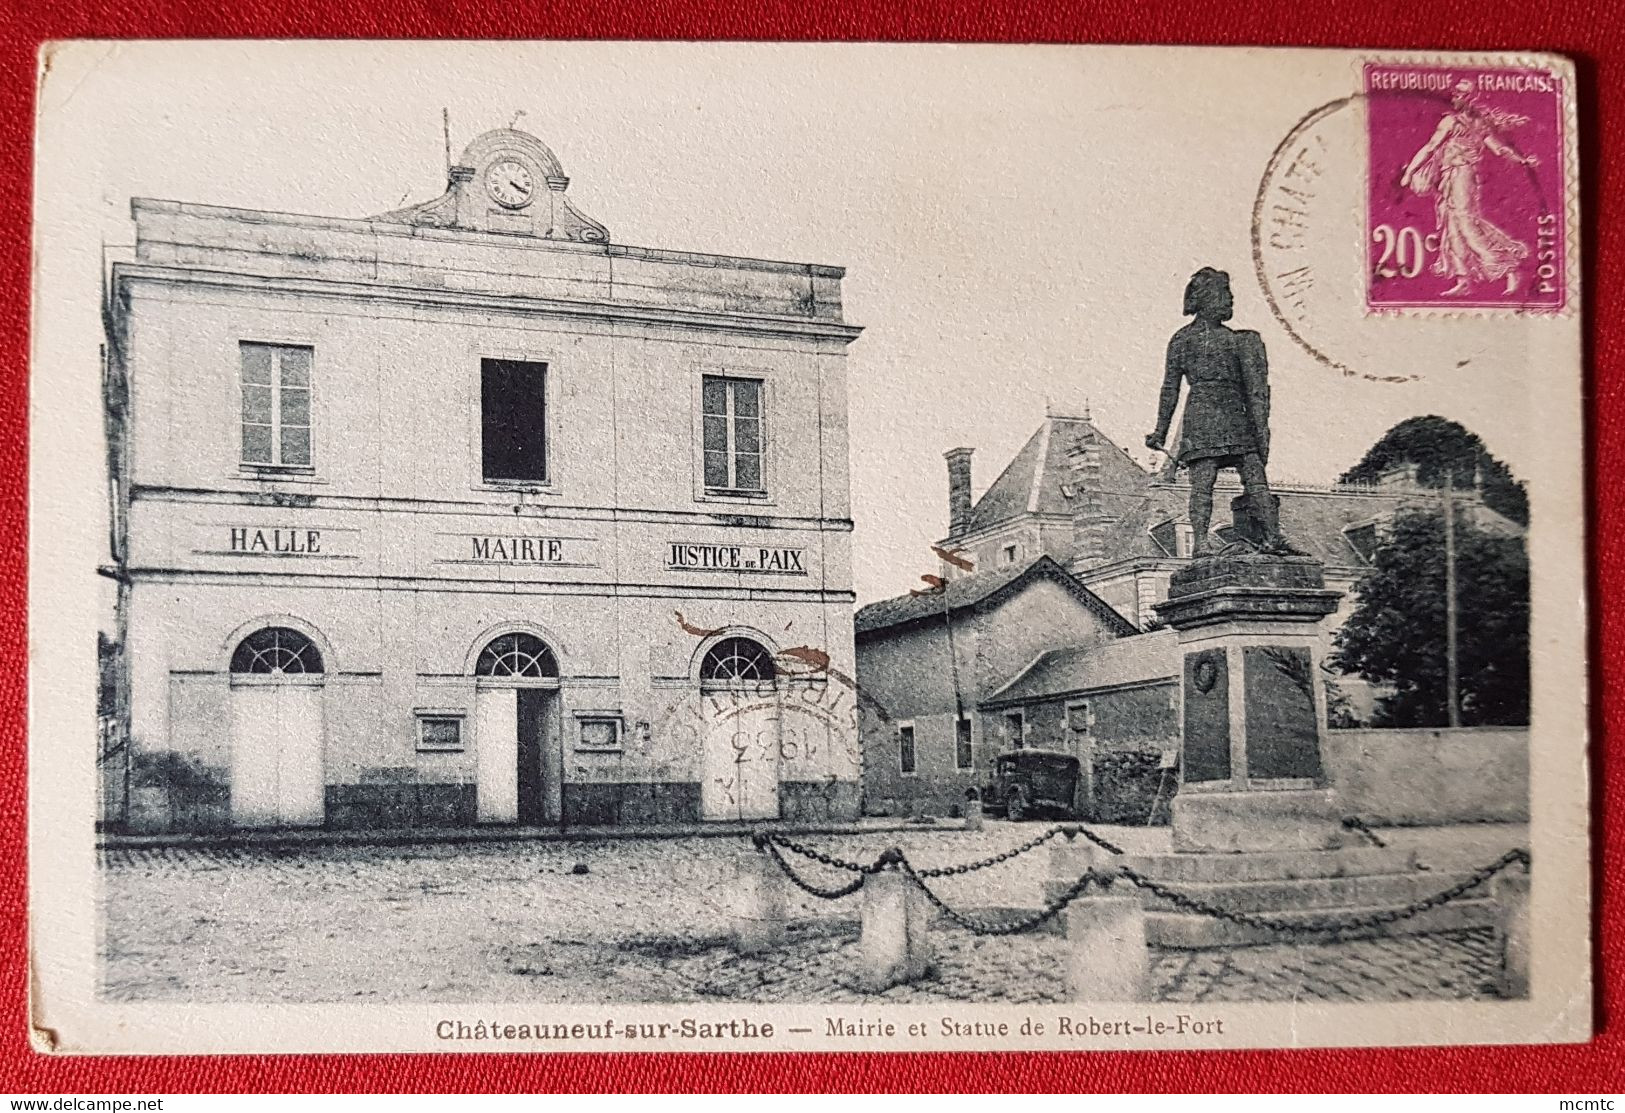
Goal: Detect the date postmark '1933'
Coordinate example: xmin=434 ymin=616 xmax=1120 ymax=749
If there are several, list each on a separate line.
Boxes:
xmin=1365 ymin=62 xmax=1569 ymax=313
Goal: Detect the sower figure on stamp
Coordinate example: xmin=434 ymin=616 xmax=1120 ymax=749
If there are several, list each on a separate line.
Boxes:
xmin=1145 ymin=266 xmax=1289 ymax=558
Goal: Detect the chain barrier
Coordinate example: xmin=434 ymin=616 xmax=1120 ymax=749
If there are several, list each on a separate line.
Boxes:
xmin=756 ymin=824 xmax=1095 ymax=879
xmin=1341 ymin=815 xmax=1388 ymax=848
xmin=1349 ymin=814 xmax=1523 ymax=830
xmin=751 ymin=829 xmax=1529 ymax=941
xmin=1119 ymin=847 xmax=1530 ymax=937
xmin=757 ymin=837 xmax=868 ymax=901
xmin=1070 ymin=825 xmax=1127 ymax=856
xmin=756 ymin=832 xmax=889 ymax=875
xmin=749 ymin=825 xmax=1106 ymax=915
xmin=912 ymin=826 xmax=1066 ymax=877
xmin=900 ymin=859 xmax=1118 ymax=936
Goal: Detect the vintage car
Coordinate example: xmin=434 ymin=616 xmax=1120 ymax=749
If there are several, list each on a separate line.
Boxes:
xmin=981 ymin=749 xmax=1082 ymax=821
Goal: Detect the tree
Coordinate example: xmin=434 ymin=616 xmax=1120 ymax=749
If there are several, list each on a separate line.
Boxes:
xmin=1331 ymin=508 xmax=1529 ymax=727
xmin=1338 ymin=415 xmax=1529 ymax=527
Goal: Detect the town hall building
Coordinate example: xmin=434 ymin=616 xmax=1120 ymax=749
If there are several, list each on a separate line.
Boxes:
xmin=102 ymin=128 xmax=863 ymax=832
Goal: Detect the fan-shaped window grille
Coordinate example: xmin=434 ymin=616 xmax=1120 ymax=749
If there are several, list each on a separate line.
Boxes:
xmin=475 ymin=632 xmax=559 ymax=678
xmin=230 ymin=627 xmax=324 ymax=675
xmin=700 ymin=637 xmax=776 ymax=683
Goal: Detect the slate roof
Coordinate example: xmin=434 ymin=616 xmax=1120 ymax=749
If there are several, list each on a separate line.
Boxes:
xmin=854 ymin=554 xmax=1138 ymax=638
xmin=982 ymin=628 xmax=1178 ymax=708
xmin=953 ymin=414 xmax=1523 ymax=572
xmin=965 ymin=415 xmax=1150 ymax=535
xmin=1093 ymin=483 xmax=1416 ymax=569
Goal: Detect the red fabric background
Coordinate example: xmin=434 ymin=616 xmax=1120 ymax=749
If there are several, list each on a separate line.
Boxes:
xmin=2 ymin=0 xmax=1620 ymax=1094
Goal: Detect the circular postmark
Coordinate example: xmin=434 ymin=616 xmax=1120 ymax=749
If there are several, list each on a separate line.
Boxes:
xmin=1252 ymin=63 xmax=1570 ymax=384
xmin=638 ymin=643 xmax=886 ymax=806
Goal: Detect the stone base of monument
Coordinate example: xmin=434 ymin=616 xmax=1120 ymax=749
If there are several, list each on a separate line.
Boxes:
xmin=1127 ymin=847 xmax=1496 ymax=947
xmin=1080 ymin=550 xmax=1505 ymax=948
xmin=1154 ymin=552 xmax=1351 ymax=859
xmin=1170 ymin=788 xmax=1346 ymax=853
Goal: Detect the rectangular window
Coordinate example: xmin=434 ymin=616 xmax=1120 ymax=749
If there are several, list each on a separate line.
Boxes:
xmin=1000 ymin=543 xmax=1018 ymax=566
xmin=1175 ymin=524 xmax=1195 ymax=558
xmin=955 ymin=717 xmax=973 ymax=770
xmin=481 ymin=358 xmax=548 ymax=483
xmin=1005 ymin=711 xmax=1026 ymax=749
xmin=898 ymin=724 xmax=916 ymax=775
xmin=577 ymin=717 xmax=623 ymax=752
xmin=1067 ymin=702 xmax=1091 ymax=736
xmin=702 ymin=375 xmax=764 ymax=492
xmin=415 ymin=714 xmax=465 ymax=753
xmin=240 ymin=342 xmax=313 ymax=468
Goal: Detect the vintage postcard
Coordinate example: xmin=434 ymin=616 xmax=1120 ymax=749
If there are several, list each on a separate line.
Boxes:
xmin=28 ymin=42 xmax=1589 ymax=1054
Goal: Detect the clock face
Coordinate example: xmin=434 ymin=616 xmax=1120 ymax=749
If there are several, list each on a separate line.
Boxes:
xmin=484 ymin=158 xmax=535 ymax=209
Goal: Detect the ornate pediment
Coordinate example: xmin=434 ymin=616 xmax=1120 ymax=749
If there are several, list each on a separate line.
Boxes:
xmin=372 ymin=128 xmax=609 ymax=243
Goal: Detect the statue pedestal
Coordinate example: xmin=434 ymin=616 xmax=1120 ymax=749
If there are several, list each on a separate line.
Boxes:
xmin=1152 ymin=553 xmax=1346 ymax=854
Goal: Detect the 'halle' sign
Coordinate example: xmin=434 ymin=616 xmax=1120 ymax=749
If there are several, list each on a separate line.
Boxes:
xmin=197 ymin=523 xmax=357 ymax=560
xmin=229 ymin=526 xmax=322 ymax=555
xmin=666 ymin=543 xmax=807 ymax=575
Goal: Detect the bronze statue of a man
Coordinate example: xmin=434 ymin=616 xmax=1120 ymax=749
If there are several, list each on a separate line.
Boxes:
xmin=1145 ymin=267 xmax=1285 ymax=557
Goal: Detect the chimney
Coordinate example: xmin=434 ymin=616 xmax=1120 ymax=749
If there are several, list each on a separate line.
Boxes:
xmin=1066 ymin=431 xmax=1109 ymax=568
xmin=945 ymin=447 xmax=974 ymax=538
xmin=1377 ymin=461 xmax=1420 ymax=490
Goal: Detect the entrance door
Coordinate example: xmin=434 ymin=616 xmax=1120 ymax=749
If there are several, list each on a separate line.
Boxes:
xmin=701 ymin=694 xmax=782 ymax=822
xmin=516 ymin=688 xmax=549 ymax=825
xmin=230 ymin=683 xmax=325 ymax=828
xmin=475 ymin=687 xmax=518 ymax=823
xmin=476 ymin=687 xmax=558 ymax=825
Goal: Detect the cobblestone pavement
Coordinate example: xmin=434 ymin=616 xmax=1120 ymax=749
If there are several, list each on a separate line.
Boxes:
xmin=645 ymin=922 xmax=1502 ymax=1004
xmin=99 ymin=823 xmax=1517 ymax=1004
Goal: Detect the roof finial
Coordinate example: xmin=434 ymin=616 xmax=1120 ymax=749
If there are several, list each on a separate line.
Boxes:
xmin=1045 ymin=396 xmax=1092 ymax=422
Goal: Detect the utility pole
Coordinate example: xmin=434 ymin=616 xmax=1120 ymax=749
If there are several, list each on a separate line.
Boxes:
xmin=1442 ymin=473 xmax=1462 ymax=727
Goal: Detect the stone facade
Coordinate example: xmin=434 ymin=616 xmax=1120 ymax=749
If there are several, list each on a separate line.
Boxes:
xmin=979 ymin=629 xmax=1180 ymax=823
xmin=854 ymin=556 xmax=1137 ymax=817
xmin=105 ymin=128 xmax=863 ymax=833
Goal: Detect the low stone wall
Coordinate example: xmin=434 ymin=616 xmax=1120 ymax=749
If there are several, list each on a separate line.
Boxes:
xmin=1324 ymin=726 xmax=1529 ymax=825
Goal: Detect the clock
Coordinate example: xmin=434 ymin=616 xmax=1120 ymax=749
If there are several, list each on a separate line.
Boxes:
xmin=484 ymin=158 xmax=536 ymax=209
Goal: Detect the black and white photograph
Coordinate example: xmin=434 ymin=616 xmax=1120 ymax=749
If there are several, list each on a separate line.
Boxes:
xmin=28 ymin=41 xmax=1589 ymax=1054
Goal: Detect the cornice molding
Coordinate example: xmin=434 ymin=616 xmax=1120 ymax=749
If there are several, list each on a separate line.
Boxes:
xmin=127 ymin=484 xmax=856 ymax=531
xmin=112 ymin=262 xmax=864 ymax=345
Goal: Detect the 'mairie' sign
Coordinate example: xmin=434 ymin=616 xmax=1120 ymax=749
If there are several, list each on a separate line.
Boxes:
xmin=666 ymin=542 xmax=807 ymax=574
xmin=438 ymin=533 xmax=595 ymax=566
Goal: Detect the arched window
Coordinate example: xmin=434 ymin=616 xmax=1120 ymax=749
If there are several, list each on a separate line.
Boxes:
xmin=700 ymin=637 xmax=776 ymax=683
xmin=230 ymin=627 xmax=324 ymax=675
xmin=475 ymin=632 xmax=559 ymax=678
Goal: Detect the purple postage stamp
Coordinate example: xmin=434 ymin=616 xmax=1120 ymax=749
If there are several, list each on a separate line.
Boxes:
xmin=1365 ymin=62 xmax=1569 ymax=312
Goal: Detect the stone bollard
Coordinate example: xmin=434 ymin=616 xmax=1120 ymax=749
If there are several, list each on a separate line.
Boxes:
xmin=1494 ymin=866 xmax=1531 ymax=999
xmin=1065 ymin=876 xmax=1150 ymax=1002
xmin=731 ymin=846 xmax=788 ymax=955
xmin=964 ymin=793 xmax=984 ymax=833
xmin=1044 ymin=833 xmax=1107 ymax=908
xmin=858 ymin=857 xmax=934 ymax=992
